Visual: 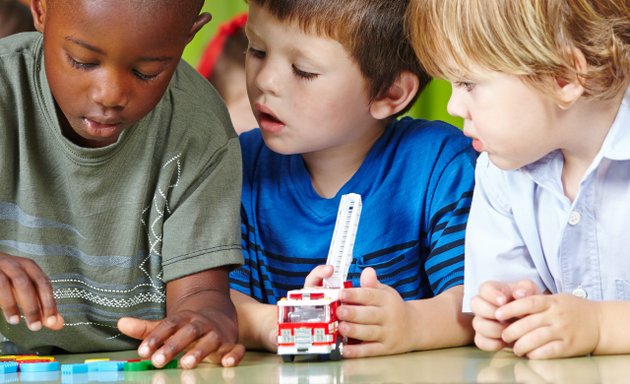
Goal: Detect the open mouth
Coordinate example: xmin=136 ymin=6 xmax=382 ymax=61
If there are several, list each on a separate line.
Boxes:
xmin=260 ymin=112 xmax=282 ymax=124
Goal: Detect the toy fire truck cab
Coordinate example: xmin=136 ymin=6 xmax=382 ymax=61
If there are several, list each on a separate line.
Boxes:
xmin=277 ymin=287 xmax=346 ymax=362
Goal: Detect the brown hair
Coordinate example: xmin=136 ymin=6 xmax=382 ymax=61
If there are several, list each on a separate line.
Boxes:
xmin=407 ymin=0 xmax=630 ymax=101
xmin=249 ymin=0 xmax=431 ymax=110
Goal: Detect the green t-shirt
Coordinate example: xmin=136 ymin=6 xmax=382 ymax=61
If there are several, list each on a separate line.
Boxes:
xmin=0 ymin=32 xmax=243 ymax=353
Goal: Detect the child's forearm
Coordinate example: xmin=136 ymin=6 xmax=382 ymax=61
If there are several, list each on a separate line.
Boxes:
xmin=230 ymin=289 xmax=277 ymax=351
xmin=407 ymin=285 xmax=474 ymax=350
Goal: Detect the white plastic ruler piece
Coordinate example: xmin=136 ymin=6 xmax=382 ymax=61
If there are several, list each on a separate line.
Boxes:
xmin=323 ymin=193 xmax=362 ymax=289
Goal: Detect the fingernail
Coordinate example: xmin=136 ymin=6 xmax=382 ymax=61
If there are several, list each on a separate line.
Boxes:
xmin=28 ymin=321 xmax=42 ymax=331
xmin=496 ymin=296 xmax=506 ymax=305
xmin=6 ymin=315 xmax=20 ymax=325
xmin=223 ymin=356 xmax=235 ymax=367
xmin=152 ymin=353 xmax=165 ymax=367
xmin=46 ymin=316 xmax=57 ymax=327
xmin=138 ymin=345 xmax=150 ymax=357
xmin=495 ymin=309 xmax=503 ymax=320
xmin=181 ymin=356 xmax=196 ymax=368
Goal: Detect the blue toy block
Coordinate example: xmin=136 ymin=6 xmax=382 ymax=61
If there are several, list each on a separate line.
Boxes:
xmin=90 ymin=361 xmax=126 ymax=371
xmin=62 ymin=364 xmax=89 ymax=374
xmin=19 ymin=361 xmax=60 ymax=372
xmin=0 ymin=362 xmax=18 ymax=373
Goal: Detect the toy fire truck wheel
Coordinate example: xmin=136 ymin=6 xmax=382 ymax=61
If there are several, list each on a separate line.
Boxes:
xmin=329 ymin=338 xmax=343 ymax=361
xmin=281 ymin=354 xmax=294 ymax=363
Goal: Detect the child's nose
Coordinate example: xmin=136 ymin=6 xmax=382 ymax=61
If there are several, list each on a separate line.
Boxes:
xmin=254 ymin=62 xmax=280 ymax=96
xmin=91 ymin=70 xmax=130 ymax=109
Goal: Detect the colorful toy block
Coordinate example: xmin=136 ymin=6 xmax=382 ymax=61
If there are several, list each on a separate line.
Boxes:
xmin=62 ymin=364 xmax=89 ymax=374
xmin=0 ymin=362 xmax=18 ymax=374
xmin=123 ymin=360 xmax=153 ymax=371
xmin=19 ymin=361 xmax=60 ymax=372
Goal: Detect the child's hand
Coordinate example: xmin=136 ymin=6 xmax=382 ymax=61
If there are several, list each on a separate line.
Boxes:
xmin=334 ymin=267 xmax=413 ymax=358
xmin=470 ymin=280 xmax=539 ymax=352
xmin=0 ymin=253 xmax=64 ymax=331
xmin=118 ymin=268 xmax=245 ymax=369
xmin=303 ymin=264 xmax=334 ymax=287
xmin=118 ymin=314 xmax=245 ymax=369
xmin=497 ymin=293 xmax=600 ymax=359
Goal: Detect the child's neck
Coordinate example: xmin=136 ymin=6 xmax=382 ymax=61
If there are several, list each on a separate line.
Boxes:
xmin=303 ymin=127 xmax=385 ymax=199
xmin=560 ymin=91 xmax=625 ymax=201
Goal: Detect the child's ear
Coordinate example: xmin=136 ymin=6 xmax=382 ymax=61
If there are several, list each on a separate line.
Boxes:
xmin=30 ymin=0 xmax=47 ymax=32
xmin=556 ymin=47 xmax=587 ymax=109
xmin=186 ymin=12 xmax=213 ymax=45
xmin=369 ymin=71 xmax=420 ymax=120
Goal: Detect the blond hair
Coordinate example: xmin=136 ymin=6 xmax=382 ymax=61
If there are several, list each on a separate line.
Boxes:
xmin=406 ymin=0 xmax=630 ymax=101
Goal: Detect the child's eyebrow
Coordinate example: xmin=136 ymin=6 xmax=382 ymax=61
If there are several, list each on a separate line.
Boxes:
xmin=64 ymin=36 xmax=173 ymax=63
xmin=65 ymin=36 xmax=104 ymax=54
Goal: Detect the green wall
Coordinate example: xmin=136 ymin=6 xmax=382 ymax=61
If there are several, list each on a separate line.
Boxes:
xmin=183 ymin=1 xmax=462 ymax=129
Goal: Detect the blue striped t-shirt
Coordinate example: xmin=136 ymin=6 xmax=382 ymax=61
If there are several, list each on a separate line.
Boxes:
xmin=231 ymin=117 xmax=477 ymax=304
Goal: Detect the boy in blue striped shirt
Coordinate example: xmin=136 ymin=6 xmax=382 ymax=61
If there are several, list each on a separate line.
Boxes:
xmin=226 ymin=0 xmax=477 ymax=360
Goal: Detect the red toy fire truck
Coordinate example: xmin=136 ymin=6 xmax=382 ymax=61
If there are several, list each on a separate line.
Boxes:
xmin=277 ymin=193 xmax=362 ymax=362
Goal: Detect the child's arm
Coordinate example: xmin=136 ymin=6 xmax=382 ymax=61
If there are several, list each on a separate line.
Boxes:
xmin=493 ymin=293 xmax=630 ymax=359
xmin=334 ymin=267 xmax=473 ymax=358
xmin=0 ymin=253 xmax=64 ymax=331
xmin=118 ymin=267 xmax=245 ymax=369
xmin=230 ymin=289 xmax=278 ymax=351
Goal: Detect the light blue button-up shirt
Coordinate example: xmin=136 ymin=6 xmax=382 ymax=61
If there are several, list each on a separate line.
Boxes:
xmin=463 ymin=88 xmax=630 ymax=311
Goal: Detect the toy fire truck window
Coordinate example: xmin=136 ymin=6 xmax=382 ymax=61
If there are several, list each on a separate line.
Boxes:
xmin=285 ymin=305 xmax=326 ymax=323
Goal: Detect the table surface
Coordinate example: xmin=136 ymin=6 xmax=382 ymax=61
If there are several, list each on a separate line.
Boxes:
xmin=4 ymin=346 xmax=630 ymax=383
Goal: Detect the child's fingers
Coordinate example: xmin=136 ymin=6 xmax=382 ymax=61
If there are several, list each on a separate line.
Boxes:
xmin=509 ymin=324 xmax=555 ymax=358
xmin=136 ymin=319 xmax=180 ymax=361
xmin=26 ymin=263 xmax=61 ymax=330
xmin=512 ymin=280 xmax=541 ymax=299
xmin=303 ymin=265 xmax=333 ymax=288
xmin=8 ymin=260 xmax=52 ymax=331
xmin=338 ymin=319 xmax=380 ymax=343
xmin=0 ymin=272 xmax=21 ymax=325
xmin=150 ymin=321 xmax=210 ymax=368
xmin=340 ymin=341 xmax=384 ymax=359
xmin=478 ymin=281 xmax=513 ymax=306
xmin=205 ymin=343 xmax=246 ymax=368
xmin=472 ymin=314 xmax=507 ymax=340
xmin=340 ymin=286 xmax=388 ymax=306
xmin=495 ymin=295 xmax=549 ymax=321
xmin=117 ymin=317 xmax=159 ymax=340
xmin=220 ymin=344 xmax=246 ymax=367
xmin=474 ymin=331 xmax=509 ymax=352
xmin=359 ymin=267 xmax=380 ymax=289
xmin=469 ymin=294 xmax=500 ymax=319
xmin=336 ymin=303 xmax=380 ymax=326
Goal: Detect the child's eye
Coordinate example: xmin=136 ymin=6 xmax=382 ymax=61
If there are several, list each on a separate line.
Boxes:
xmin=67 ymin=55 xmax=96 ymax=71
xmin=133 ymin=70 xmax=159 ymax=82
xmin=454 ymin=81 xmax=475 ymax=92
xmin=246 ymin=47 xmax=265 ymax=59
xmin=292 ymin=66 xmax=318 ymax=81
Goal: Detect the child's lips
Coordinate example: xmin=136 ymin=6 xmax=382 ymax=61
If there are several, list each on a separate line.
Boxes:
xmin=471 ymin=138 xmax=484 ymax=152
xmin=255 ymin=103 xmax=285 ymax=133
xmin=83 ymin=117 xmax=122 ymax=138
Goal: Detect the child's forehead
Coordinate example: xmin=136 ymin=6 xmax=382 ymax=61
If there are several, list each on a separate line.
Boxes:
xmin=48 ymin=0 xmax=199 ymax=24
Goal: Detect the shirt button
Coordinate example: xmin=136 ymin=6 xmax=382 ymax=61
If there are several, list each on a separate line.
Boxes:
xmin=568 ymin=211 xmax=581 ymax=226
xmin=572 ymin=287 xmax=587 ymax=298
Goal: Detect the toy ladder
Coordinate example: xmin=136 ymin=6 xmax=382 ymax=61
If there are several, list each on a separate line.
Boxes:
xmin=323 ymin=193 xmax=362 ymax=289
